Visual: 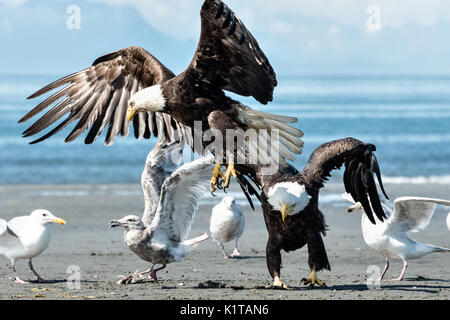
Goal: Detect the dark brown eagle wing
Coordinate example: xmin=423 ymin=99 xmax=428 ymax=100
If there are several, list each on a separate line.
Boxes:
xmin=302 ymin=137 xmax=389 ymax=224
xmin=181 ymin=0 xmax=277 ymax=104
xmin=20 ymin=46 xmax=193 ymax=147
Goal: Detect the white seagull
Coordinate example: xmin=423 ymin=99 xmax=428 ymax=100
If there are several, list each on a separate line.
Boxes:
xmin=0 ymin=210 xmax=66 ymax=283
xmin=343 ymin=193 xmax=450 ymax=281
xmin=447 ymin=212 xmax=450 ymax=232
xmin=210 ymin=196 xmax=245 ymax=259
xmin=109 ymin=140 xmax=213 ymax=283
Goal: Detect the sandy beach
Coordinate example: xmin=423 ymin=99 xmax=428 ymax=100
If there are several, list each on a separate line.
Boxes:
xmin=0 ymin=182 xmax=448 ymax=300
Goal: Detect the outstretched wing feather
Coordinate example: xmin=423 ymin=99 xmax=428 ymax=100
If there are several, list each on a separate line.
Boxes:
xmin=21 ymin=46 xmax=189 ymax=146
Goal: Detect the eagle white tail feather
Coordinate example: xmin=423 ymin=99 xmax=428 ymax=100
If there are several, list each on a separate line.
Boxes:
xmin=182 ymin=233 xmax=209 ymax=246
xmin=276 ymin=141 xmax=295 ymax=161
xmin=278 ymin=129 xmax=305 ymax=147
xmin=279 ymin=135 xmax=303 ymax=154
xmin=246 ymin=110 xmax=298 ymax=123
xmin=253 ymin=127 xmax=295 ymax=161
xmin=237 ymin=108 xmax=304 ymax=160
xmin=264 ymin=118 xmax=304 ymax=138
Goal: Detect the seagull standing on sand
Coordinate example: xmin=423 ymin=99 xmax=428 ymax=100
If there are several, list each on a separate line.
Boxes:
xmin=210 ymin=196 xmax=245 ymax=259
xmin=109 ymin=140 xmax=214 ymax=283
xmin=0 ymin=210 xmax=66 ymax=283
xmin=344 ymin=194 xmax=450 ymax=281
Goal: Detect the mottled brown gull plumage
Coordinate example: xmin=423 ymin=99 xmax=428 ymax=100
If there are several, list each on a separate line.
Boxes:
xmin=109 ymin=142 xmax=214 ymax=282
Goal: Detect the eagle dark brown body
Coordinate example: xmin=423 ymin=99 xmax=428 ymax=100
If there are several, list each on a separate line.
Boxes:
xmin=261 ymin=175 xmax=331 ymax=283
xmin=257 ymin=138 xmax=389 ymax=287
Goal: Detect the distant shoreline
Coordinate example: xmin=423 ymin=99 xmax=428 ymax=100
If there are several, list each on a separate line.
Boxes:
xmin=1 ymin=182 xmax=450 ymax=208
xmin=2 ymin=174 xmax=450 ymax=186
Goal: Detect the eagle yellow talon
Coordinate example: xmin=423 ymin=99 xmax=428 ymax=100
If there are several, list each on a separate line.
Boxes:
xmin=210 ymin=164 xmax=225 ymax=194
xmin=301 ymin=269 xmax=325 ymax=287
xmin=223 ymin=162 xmax=240 ymax=190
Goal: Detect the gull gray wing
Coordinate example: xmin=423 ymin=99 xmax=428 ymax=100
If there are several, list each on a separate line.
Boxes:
xmin=20 ymin=46 xmax=193 ymax=147
xmin=447 ymin=212 xmax=450 ymax=231
xmin=149 ymin=154 xmax=216 ymax=243
xmin=0 ymin=219 xmax=21 ymax=256
xmin=0 ymin=219 xmax=6 ymax=236
xmin=387 ymin=197 xmax=450 ymax=233
xmin=6 ymin=216 xmax=31 ymax=236
xmin=141 ymin=139 xmax=184 ymax=226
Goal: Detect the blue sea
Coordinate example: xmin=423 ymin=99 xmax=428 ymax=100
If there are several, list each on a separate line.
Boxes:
xmin=1 ymin=74 xmax=450 ymax=185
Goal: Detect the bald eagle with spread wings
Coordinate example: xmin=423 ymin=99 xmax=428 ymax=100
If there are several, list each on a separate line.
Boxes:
xmin=19 ymin=0 xmax=304 ymax=204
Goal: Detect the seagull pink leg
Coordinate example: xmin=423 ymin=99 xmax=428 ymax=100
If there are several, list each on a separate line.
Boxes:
xmin=230 ymin=248 xmax=241 ymax=258
xmin=29 ymin=259 xmax=44 ymax=283
xmin=12 ymin=261 xmax=29 ymax=284
xmin=140 ymin=264 xmax=166 ymax=281
xmin=229 ymin=239 xmax=241 ymax=258
xmin=391 ymin=260 xmax=408 ymax=281
xmin=219 ymin=241 xmax=229 ymax=260
xmin=140 ymin=266 xmax=155 ymax=280
xmin=14 ymin=278 xmax=29 ymax=284
xmin=378 ymin=258 xmax=390 ymax=281
xmin=149 ymin=264 xmax=166 ymax=281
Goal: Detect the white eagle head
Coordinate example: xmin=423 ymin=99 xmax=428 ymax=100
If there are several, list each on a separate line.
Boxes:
xmin=267 ymin=182 xmax=311 ymax=222
xmin=127 ymin=85 xmax=166 ymax=121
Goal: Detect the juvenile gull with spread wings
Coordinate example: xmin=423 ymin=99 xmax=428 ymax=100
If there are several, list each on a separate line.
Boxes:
xmin=109 ymin=141 xmax=214 ymax=283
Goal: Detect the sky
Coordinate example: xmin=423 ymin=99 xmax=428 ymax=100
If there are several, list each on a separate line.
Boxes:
xmin=1 ymin=0 xmax=450 ymax=75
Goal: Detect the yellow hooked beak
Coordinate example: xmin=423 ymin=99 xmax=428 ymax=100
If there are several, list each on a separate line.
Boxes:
xmin=281 ymin=204 xmax=289 ymax=222
xmin=52 ymin=217 xmax=66 ymax=225
xmin=126 ymin=105 xmax=136 ymax=121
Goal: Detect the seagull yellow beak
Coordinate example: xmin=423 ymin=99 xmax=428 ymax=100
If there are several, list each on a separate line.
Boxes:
xmin=52 ymin=217 xmax=66 ymax=225
xmin=126 ymin=106 xmax=136 ymax=121
xmin=281 ymin=204 xmax=289 ymax=222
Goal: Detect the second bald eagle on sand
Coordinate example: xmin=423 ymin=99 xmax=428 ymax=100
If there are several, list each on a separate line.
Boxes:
xmin=257 ymin=138 xmax=389 ymax=288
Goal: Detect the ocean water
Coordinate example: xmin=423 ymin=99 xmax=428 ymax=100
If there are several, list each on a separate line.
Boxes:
xmin=1 ymin=74 xmax=450 ymax=185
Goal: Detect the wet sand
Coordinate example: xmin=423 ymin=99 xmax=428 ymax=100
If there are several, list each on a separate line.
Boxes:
xmin=0 ymin=183 xmax=449 ymax=300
